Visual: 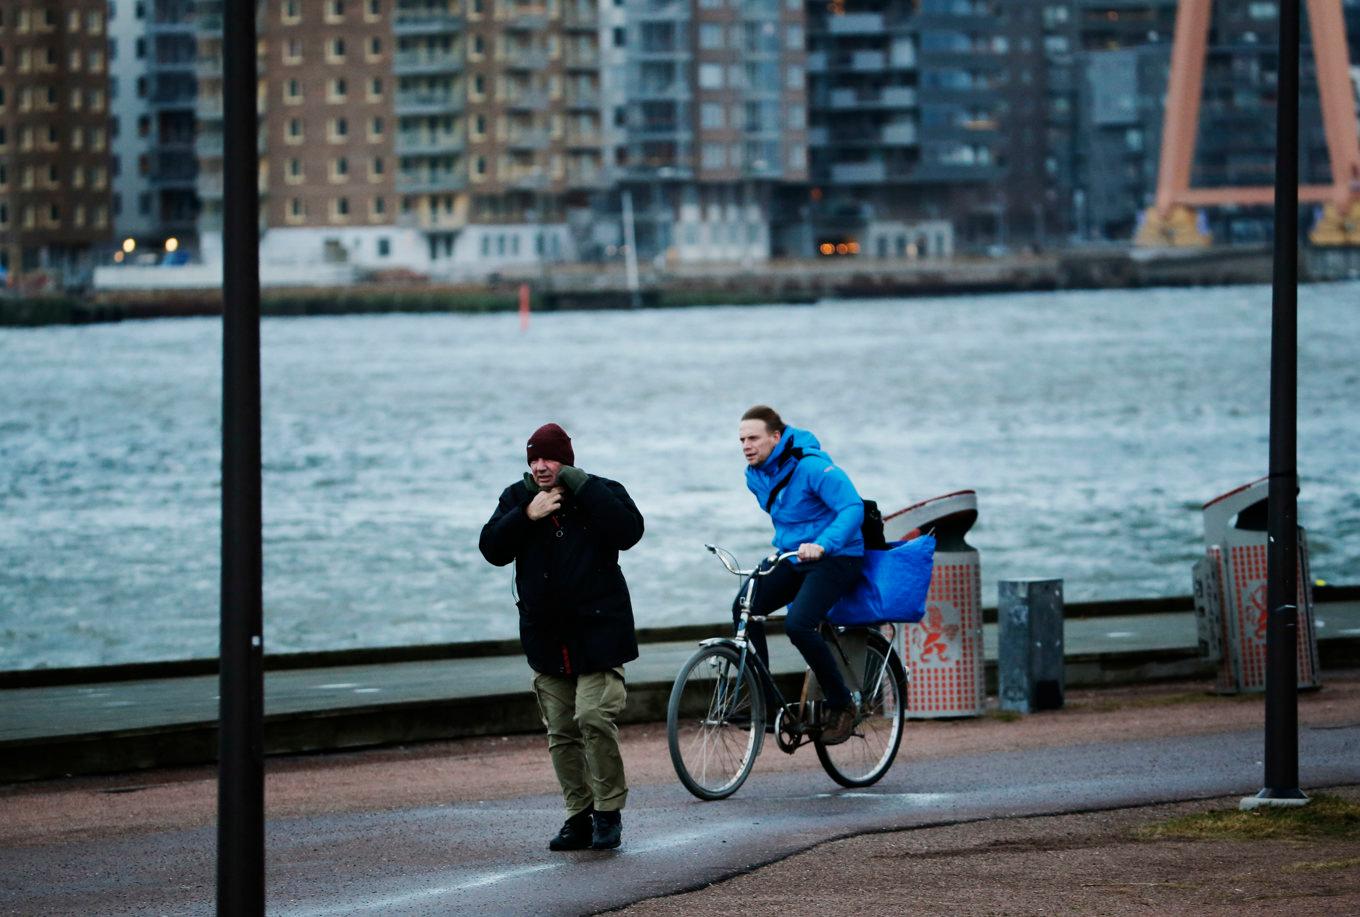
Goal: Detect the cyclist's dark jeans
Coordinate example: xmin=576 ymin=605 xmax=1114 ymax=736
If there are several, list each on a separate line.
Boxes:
xmin=731 ymin=554 xmax=863 ymax=710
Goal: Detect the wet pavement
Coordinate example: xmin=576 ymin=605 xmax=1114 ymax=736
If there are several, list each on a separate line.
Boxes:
xmin=4 ymin=723 xmax=1357 ymax=915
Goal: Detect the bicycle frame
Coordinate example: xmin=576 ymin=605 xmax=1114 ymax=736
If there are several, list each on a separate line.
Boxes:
xmin=701 ymin=545 xmax=895 ymax=746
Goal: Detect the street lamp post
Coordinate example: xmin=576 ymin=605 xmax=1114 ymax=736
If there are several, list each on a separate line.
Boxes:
xmin=218 ymin=0 xmax=266 ymax=910
xmin=1242 ymin=0 xmax=1308 ymax=812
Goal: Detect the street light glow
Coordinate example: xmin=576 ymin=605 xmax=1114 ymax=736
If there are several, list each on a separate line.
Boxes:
xmin=122 ymin=238 xmax=136 ymax=253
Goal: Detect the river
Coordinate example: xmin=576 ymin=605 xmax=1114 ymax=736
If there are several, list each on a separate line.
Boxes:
xmin=2 ymin=282 xmax=1357 ymax=669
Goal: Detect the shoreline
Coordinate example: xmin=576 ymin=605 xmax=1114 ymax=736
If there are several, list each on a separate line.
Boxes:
xmin=5 ymin=244 xmax=1359 ymax=328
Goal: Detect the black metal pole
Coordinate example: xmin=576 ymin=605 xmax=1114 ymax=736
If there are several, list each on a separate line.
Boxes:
xmin=218 ymin=0 xmax=265 ymax=911
xmin=1258 ymin=0 xmax=1305 ymax=803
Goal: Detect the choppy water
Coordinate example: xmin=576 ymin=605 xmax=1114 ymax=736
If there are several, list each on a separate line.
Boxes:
xmin=2 ymin=283 xmax=1358 ymax=669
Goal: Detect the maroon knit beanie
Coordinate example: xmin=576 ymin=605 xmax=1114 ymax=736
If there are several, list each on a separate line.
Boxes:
xmin=526 ymin=422 xmax=574 ymax=466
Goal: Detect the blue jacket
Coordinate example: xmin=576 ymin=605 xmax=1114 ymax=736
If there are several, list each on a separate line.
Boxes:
xmin=746 ymin=426 xmax=864 ymax=557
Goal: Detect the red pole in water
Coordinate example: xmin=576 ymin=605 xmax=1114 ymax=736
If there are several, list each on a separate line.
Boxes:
xmin=519 ymin=283 xmax=530 ymax=332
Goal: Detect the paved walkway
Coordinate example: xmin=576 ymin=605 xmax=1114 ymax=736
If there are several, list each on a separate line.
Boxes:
xmin=2 ymin=602 xmax=1358 ymax=781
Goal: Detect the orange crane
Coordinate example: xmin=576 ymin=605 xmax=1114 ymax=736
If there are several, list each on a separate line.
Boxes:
xmin=1136 ymin=0 xmax=1360 ymax=246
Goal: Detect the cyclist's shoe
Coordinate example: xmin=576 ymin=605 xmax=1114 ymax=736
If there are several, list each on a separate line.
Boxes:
xmin=820 ymin=705 xmax=856 ymax=745
xmin=548 ymin=807 xmax=594 ymax=851
xmin=591 ymin=809 xmax=622 ymax=850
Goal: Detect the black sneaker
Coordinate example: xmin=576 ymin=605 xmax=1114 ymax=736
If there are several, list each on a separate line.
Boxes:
xmin=548 ymin=807 xmax=594 ymax=851
xmin=591 ymin=809 xmax=622 ymax=850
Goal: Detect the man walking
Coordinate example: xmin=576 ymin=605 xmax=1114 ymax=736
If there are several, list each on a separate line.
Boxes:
xmin=736 ymin=405 xmax=864 ymax=744
xmin=479 ymin=422 xmax=644 ymax=851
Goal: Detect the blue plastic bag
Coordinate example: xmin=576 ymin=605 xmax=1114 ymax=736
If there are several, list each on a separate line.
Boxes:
xmin=827 ymin=534 xmax=936 ymax=625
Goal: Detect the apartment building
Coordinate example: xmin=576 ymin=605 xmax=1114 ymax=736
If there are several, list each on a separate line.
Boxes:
xmin=614 ymin=0 xmax=808 ymax=264
xmin=805 ymin=0 xmax=1008 ymax=257
xmin=107 ymin=0 xmax=198 ymax=252
xmin=0 ymin=1 xmax=113 ymax=284
xmin=195 ymin=0 xmax=605 ymax=277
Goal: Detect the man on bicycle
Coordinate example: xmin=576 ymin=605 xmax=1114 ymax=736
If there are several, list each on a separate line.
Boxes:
xmin=736 ymin=405 xmax=863 ymax=744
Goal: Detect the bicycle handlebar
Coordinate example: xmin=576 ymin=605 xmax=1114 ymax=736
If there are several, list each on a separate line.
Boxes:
xmin=704 ymin=544 xmax=799 ymax=578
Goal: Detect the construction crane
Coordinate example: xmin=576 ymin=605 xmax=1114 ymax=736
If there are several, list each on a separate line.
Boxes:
xmin=1136 ymin=0 xmax=1360 ymax=246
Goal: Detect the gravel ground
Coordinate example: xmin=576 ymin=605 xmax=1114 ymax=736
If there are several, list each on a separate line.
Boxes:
xmin=3 ymin=671 xmax=1358 ymax=915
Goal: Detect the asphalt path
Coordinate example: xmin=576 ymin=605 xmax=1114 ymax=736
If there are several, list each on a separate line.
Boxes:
xmin=4 ymin=722 xmax=1358 ymax=916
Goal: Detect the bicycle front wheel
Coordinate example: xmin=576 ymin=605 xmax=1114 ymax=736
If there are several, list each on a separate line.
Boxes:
xmin=815 ymin=630 xmax=906 ymax=788
xmin=667 ymin=643 xmax=765 ymax=800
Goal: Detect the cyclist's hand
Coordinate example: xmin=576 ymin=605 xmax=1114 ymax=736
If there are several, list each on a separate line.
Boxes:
xmin=797 ymin=542 xmax=825 ymax=562
xmin=526 ymin=488 xmax=563 ymax=521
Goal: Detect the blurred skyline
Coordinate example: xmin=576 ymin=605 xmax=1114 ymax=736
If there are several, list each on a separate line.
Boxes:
xmin=1 ymin=0 xmax=1359 ymax=289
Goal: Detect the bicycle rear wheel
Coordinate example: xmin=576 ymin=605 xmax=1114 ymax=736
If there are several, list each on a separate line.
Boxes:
xmin=815 ymin=630 xmax=906 ymax=788
xmin=667 ymin=643 xmax=765 ymax=800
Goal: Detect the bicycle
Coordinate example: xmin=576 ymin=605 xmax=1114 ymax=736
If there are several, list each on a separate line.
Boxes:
xmin=666 ymin=544 xmax=908 ymax=800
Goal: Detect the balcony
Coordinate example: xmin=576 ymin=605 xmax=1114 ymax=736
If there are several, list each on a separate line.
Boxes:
xmin=397 ymin=170 xmax=468 ymax=193
xmin=563 ymin=3 xmax=598 ymax=30
xmin=393 ymin=12 xmax=464 ymax=34
xmin=395 ymin=91 xmax=465 ymax=115
xmin=503 ymin=13 xmax=548 ymax=31
xmin=881 ymin=122 xmax=918 ymax=145
xmin=565 ymin=130 xmax=601 ymax=148
xmin=502 ymin=50 xmax=550 ymax=72
xmin=394 ymin=50 xmax=465 ymax=74
xmin=886 ymin=87 xmax=918 ymax=107
xmin=397 ymin=131 xmax=465 ymax=155
xmin=827 ymin=13 xmax=883 ymax=35
xmin=563 ymin=47 xmax=600 ymax=69
xmin=566 ymin=88 xmax=601 ymax=109
xmin=505 ymin=90 xmax=549 ymax=111
xmin=830 ymin=161 xmax=887 ymax=183
xmin=506 ymin=128 xmax=549 ymax=149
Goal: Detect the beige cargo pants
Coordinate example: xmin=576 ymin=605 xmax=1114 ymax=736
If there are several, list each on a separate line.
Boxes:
xmin=531 ymin=667 xmax=628 ymax=817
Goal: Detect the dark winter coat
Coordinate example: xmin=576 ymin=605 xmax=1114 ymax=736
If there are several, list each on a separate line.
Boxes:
xmin=479 ymin=473 xmax=644 ymax=676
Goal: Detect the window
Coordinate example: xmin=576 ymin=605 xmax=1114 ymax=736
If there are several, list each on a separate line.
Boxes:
xmin=332 ymin=156 xmax=350 ymax=179
xmin=701 ymin=102 xmax=723 ymax=129
xmin=698 ymin=63 xmax=723 ymax=89
xmin=287 ymin=158 xmax=303 ymax=182
xmin=288 ymin=198 xmax=305 ymax=222
xmin=371 ymin=156 xmax=385 ymax=177
xmin=285 ymin=79 xmax=302 ymax=102
xmin=284 ymin=38 xmax=302 ymax=63
xmin=330 ymin=117 xmax=349 ymax=141
xmin=368 ymin=77 xmax=383 ymax=100
xmin=283 ymin=1 xmax=301 ymax=23
xmin=367 ymin=36 xmax=381 ymax=60
xmin=326 ymin=38 xmax=346 ymax=62
xmin=377 ymin=235 xmax=390 ymax=255
xmin=334 ymin=197 xmax=350 ymax=218
xmin=329 ymin=77 xmax=347 ymax=101
xmin=369 ymin=116 xmax=383 ymax=140
xmin=286 ymin=118 xmax=303 ymax=143
xmin=325 ymin=0 xmax=345 ymax=23
xmin=366 ymin=0 xmax=382 ymax=21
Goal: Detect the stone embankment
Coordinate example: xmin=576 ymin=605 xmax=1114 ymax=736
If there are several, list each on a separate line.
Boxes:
xmin=5 ymin=244 xmax=1358 ymax=326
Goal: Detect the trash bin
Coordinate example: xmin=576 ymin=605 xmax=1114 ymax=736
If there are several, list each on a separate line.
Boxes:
xmin=1195 ymin=477 xmax=1320 ymax=693
xmin=998 ymin=578 xmax=1064 ymax=713
xmin=883 ymin=490 xmax=985 ymax=718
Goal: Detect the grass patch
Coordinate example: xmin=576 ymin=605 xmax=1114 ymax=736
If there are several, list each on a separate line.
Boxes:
xmin=985 ymin=708 xmax=1023 ymax=723
xmin=1135 ymin=794 xmax=1360 ymax=842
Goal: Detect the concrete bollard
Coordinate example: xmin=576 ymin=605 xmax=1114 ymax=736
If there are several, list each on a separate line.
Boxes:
xmin=998 ymin=578 xmax=1065 ymax=714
